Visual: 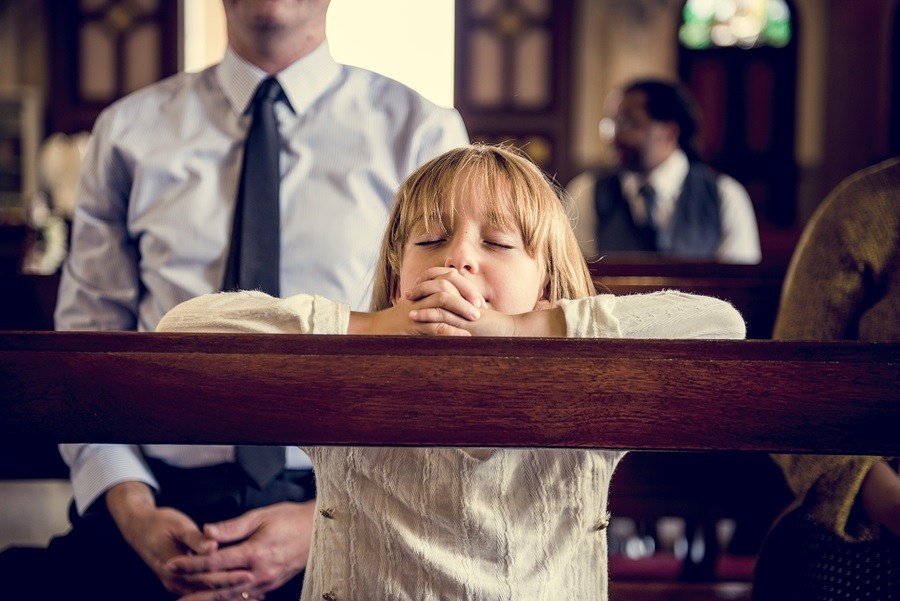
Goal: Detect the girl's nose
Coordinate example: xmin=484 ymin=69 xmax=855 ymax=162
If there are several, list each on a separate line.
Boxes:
xmin=444 ymin=239 xmax=476 ymax=273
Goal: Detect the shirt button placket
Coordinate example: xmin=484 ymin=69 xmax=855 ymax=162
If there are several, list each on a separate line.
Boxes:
xmin=319 ymin=506 xmax=336 ymax=600
xmin=596 ymin=511 xmax=611 ymax=531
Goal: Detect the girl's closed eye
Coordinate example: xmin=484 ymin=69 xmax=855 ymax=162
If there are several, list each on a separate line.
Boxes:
xmin=415 ymin=237 xmax=445 ymax=247
xmin=483 ymin=229 xmax=521 ymax=250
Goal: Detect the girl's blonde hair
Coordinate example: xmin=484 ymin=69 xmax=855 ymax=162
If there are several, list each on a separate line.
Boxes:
xmin=371 ymin=144 xmax=596 ymax=311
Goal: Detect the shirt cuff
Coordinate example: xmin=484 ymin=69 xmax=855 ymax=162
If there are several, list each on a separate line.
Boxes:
xmin=557 ymin=295 xmax=622 ymax=338
xmin=66 ymin=444 xmax=158 ymax=515
xmin=282 ymin=294 xmax=350 ymax=334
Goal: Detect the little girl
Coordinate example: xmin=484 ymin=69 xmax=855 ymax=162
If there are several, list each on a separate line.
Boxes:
xmin=158 ymin=144 xmax=745 ymax=600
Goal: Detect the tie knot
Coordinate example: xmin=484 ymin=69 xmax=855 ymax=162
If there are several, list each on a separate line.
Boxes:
xmin=253 ymin=77 xmax=284 ymax=106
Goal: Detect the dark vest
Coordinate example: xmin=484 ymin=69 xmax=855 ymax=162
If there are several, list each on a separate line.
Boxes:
xmin=593 ymin=162 xmax=722 ymax=259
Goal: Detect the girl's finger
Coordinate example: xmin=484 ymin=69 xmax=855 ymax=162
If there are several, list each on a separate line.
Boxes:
xmin=409 ymin=270 xmax=484 ymax=308
xmin=413 ymin=266 xmax=457 ymax=286
xmin=418 ymin=292 xmax=480 ymax=321
xmin=409 ymin=307 xmax=468 ymax=327
xmin=406 ymin=277 xmax=461 ymax=301
xmin=410 ymin=313 xmax=472 ymax=337
xmin=436 ymin=271 xmax=484 ymax=307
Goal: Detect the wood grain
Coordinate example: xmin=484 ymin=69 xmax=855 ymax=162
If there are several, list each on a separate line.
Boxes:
xmin=1 ymin=332 xmax=896 ymax=454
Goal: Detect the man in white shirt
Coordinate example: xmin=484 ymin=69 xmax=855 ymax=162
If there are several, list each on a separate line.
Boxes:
xmin=0 ymin=1 xmax=468 ymax=600
xmin=567 ymin=79 xmax=761 ymax=264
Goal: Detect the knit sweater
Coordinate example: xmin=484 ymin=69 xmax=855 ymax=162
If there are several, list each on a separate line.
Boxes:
xmin=772 ymin=156 xmax=900 ymax=542
xmin=158 ymin=289 xmax=746 ymax=600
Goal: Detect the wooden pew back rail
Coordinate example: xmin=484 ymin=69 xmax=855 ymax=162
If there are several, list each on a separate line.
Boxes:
xmin=2 ymin=333 xmax=895 ymax=454
xmin=1 ymin=332 xmax=896 ymax=600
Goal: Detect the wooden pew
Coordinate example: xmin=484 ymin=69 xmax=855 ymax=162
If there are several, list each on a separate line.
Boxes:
xmin=2 ymin=332 xmax=895 ymax=452
xmin=586 ymin=259 xmax=803 ymax=585
xmin=0 ymin=260 xmax=786 ymax=483
xmin=0 ymin=272 xmax=66 ymax=478
xmin=0 ymin=332 xmax=900 ymax=601
xmin=0 ymin=272 xmax=60 ymax=332
xmin=1 ymin=332 xmax=896 ymax=599
xmin=0 ymin=262 xmax=786 ymax=339
xmin=589 ymin=261 xmax=787 ymax=340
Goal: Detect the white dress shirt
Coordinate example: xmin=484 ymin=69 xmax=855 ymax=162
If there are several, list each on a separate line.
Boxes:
xmin=56 ymin=42 xmax=469 ymax=514
xmin=567 ymin=149 xmax=762 ymax=264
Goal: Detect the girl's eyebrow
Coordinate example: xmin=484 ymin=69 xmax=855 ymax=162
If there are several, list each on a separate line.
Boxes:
xmin=420 ymin=211 xmax=454 ymax=232
xmin=485 ymin=210 xmax=517 ymax=230
xmin=411 ymin=219 xmax=446 ymax=237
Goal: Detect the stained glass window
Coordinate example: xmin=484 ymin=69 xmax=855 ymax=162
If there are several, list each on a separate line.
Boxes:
xmin=680 ymin=0 xmax=792 ymax=49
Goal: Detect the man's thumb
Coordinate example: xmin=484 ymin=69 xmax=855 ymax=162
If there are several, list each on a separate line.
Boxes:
xmin=204 ymin=513 xmax=257 ymax=543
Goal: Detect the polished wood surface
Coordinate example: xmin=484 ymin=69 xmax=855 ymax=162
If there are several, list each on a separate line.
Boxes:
xmin=1 ymin=262 xmax=785 ymax=337
xmin=1 ymin=332 xmax=896 ymax=455
xmin=590 ymin=261 xmax=787 ymax=339
xmin=0 ymin=272 xmax=60 ymax=331
xmin=609 ymin=581 xmax=752 ymax=600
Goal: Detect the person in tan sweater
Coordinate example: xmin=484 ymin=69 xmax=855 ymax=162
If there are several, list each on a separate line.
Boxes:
xmin=754 ymin=156 xmax=900 ymax=600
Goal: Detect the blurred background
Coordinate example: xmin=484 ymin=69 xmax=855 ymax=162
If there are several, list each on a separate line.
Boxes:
xmin=0 ymin=0 xmax=896 ymax=595
xmin=2 ymin=0 xmax=898 ymax=279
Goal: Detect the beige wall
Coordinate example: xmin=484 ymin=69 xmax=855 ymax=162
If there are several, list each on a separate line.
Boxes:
xmin=0 ymin=1 xmax=47 ymax=96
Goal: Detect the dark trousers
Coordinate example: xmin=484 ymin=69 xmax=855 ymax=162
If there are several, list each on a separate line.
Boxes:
xmin=0 ymin=461 xmax=315 ymax=601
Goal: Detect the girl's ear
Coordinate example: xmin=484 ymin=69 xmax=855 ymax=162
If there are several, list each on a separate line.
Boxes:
xmin=534 ymin=274 xmax=553 ymax=311
xmin=533 ymin=299 xmax=554 ymax=311
xmin=390 ymin=282 xmax=403 ymax=307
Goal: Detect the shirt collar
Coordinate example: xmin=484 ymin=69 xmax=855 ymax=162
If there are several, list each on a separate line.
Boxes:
xmin=619 ymin=149 xmax=690 ymax=225
xmin=621 ymin=149 xmax=689 ymax=200
xmin=646 ymin=148 xmax=689 ymax=200
xmin=216 ymin=41 xmax=341 ymax=116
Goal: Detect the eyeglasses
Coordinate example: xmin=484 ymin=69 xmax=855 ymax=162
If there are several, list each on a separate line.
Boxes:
xmin=599 ymin=116 xmax=650 ymax=140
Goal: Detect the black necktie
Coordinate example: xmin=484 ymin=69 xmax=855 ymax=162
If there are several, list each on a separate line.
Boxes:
xmin=639 ymin=182 xmax=657 ymax=227
xmin=223 ymin=76 xmax=283 ymax=296
xmin=235 ymin=444 xmax=285 ymax=490
xmin=224 ymin=77 xmax=286 ymax=489
xmin=638 ymin=182 xmax=659 ymax=250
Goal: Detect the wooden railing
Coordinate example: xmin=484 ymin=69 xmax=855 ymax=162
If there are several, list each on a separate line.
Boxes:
xmin=590 ymin=261 xmax=787 ymax=339
xmin=0 ymin=260 xmax=789 ymax=481
xmin=2 ymin=261 xmax=786 ymax=337
xmin=1 ymin=332 xmax=896 ymax=454
xmin=1 ymin=332 xmax=896 ymax=597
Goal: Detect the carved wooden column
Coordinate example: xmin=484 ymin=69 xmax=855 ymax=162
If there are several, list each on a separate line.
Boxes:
xmin=455 ymin=0 xmax=574 ymax=182
xmin=45 ymin=0 xmax=178 ymax=134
